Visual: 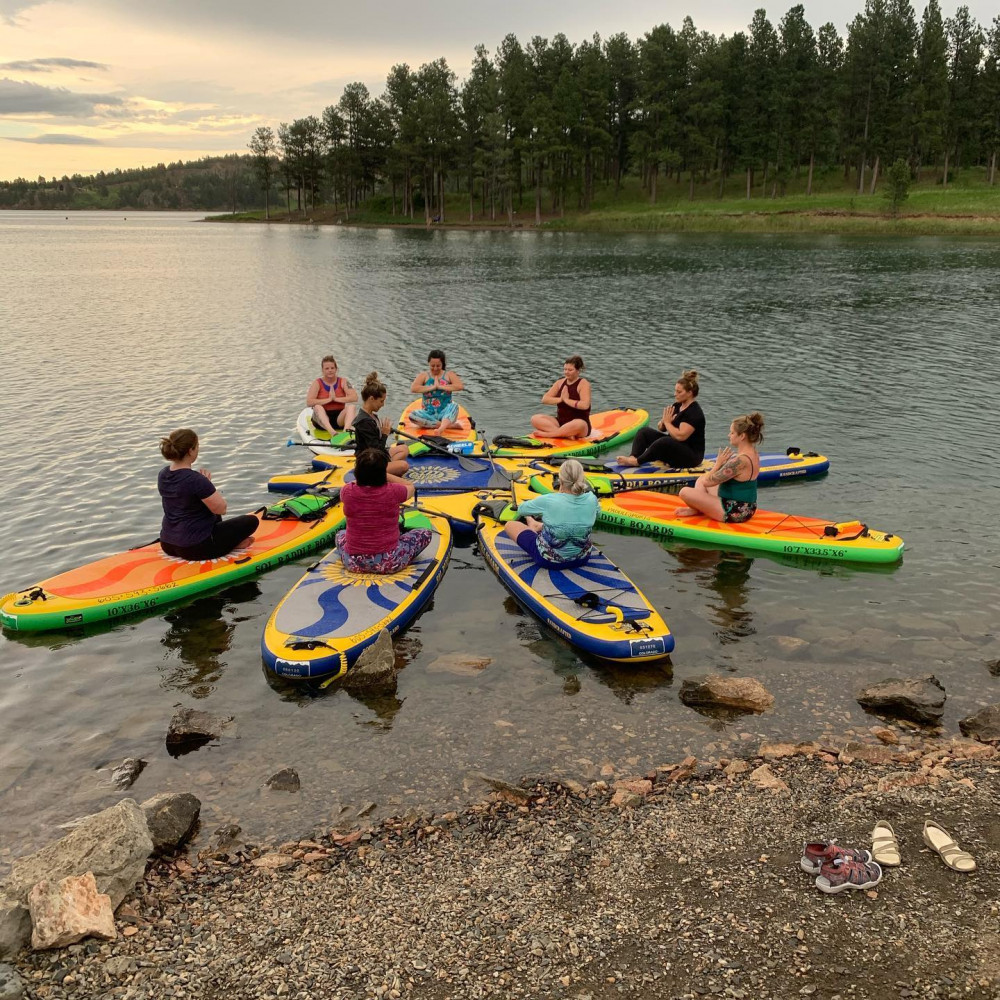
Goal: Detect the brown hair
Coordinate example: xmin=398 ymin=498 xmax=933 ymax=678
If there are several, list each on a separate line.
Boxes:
xmin=732 ymin=411 xmax=765 ymax=444
xmin=160 ymin=428 xmax=198 ymax=461
xmin=677 ymin=369 xmax=699 ymax=397
xmin=361 ymin=371 xmax=387 ymax=402
xmin=565 ymin=355 xmax=585 ymax=371
xmin=354 ymin=448 xmax=389 ymax=487
xmin=321 ymin=355 xmax=338 ymax=366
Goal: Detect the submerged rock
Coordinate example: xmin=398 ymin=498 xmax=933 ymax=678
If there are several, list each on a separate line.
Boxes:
xmin=266 ymin=768 xmax=301 ymax=793
xmin=679 ymin=676 xmax=774 ymax=713
xmin=958 ymin=704 xmax=1000 ymax=744
xmin=427 ymin=653 xmax=493 ymax=676
xmin=341 ymin=630 xmax=397 ymax=694
xmin=141 ymin=792 xmax=201 ymax=854
xmin=856 ymin=674 xmax=946 ymax=725
xmin=28 ymin=872 xmax=116 ymax=951
xmin=109 ymin=758 xmax=146 ymax=790
xmin=165 ymin=708 xmax=234 ymax=757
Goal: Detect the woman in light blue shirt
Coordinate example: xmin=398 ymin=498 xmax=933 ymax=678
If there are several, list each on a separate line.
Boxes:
xmin=503 ymin=459 xmax=599 ymax=568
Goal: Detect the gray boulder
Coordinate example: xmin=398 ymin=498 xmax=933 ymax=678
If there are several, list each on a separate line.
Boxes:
xmin=0 ymin=962 xmax=25 ymax=1000
xmin=165 ymin=708 xmax=234 ymax=756
xmin=109 ymin=758 xmax=146 ymax=790
xmin=266 ymin=768 xmax=300 ymax=792
xmin=958 ymin=703 xmax=1000 ymax=744
xmin=141 ymin=792 xmax=201 ymax=854
xmin=0 ymin=799 xmax=151 ymax=960
xmin=856 ymin=673 xmax=946 ymax=724
xmin=341 ymin=630 xmax=397 ymax=693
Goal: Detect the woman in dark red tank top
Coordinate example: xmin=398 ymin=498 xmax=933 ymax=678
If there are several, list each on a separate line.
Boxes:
xmin=530 ymin=355 xmax=592 ymax=439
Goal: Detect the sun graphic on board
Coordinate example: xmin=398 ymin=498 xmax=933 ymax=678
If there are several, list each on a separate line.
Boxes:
xmin=320 ymin=561 xmax=418 ymax=587
xmin=407 ymin=464 xmax=462 ymax=485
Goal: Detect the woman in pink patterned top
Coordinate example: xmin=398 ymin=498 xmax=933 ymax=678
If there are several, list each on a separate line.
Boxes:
xmin=335 ymin=448 xmax=432 ymax=574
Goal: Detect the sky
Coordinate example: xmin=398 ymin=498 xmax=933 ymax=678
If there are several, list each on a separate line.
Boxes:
xmin=1 ymin=0 xmax=997 ymax=182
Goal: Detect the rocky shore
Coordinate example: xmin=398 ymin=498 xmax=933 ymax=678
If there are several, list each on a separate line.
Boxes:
xmin=5 ymin=729 xmax=999 ymax=1000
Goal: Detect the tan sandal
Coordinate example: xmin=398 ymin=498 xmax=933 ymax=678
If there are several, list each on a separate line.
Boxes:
xmin=871 ymin=821 xmax=901 ymax=867
xmin=922 ymin=820 xmax=976 ymax=873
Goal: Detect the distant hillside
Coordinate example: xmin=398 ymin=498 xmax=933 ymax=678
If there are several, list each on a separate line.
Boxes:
xmin=0 ymin=154 xmax=278 ymax=211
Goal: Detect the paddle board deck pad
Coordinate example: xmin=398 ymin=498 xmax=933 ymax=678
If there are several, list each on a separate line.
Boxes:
xmin=564 ymin=486 xmax=904 ymax=564
xmin=0 ymin=495 xmax=345 ymax=633
xmin=397 ymin=399 xmax=477 ymax=442
xmin=263 ymin=510 xmax=452 ymax=681
xmin=295 ymin=407 xmax=355 ymax=456
xmin=417 ymin=489 xmax=517 ymax=532
xmin=489 ymin=408 xmax=648 ymax=458
xmin=270 ymin=455 xmax=528 ymax=495
xmin=475 ymin=516 xmax=673 ymax=662
xmin=532 ymin=448 xmax=830 ymax=492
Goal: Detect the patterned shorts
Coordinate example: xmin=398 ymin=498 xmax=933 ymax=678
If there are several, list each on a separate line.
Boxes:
xmin=335 ymin=528 xmax=433 ymax=574
xmin=409 ymin=402 xmax=460 ymax=427
xmin=722 ymin=499 xmax=757 ymax=524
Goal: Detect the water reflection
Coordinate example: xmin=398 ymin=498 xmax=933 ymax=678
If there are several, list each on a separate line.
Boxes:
xmin=159 ymin=582 xmax=261 ymax=697
xmin=666 ymin=543 xmax=756 ymax=644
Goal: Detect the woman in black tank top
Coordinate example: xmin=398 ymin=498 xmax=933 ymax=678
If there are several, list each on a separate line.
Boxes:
xmin=530 ymin=355 xmax=592 ymax=439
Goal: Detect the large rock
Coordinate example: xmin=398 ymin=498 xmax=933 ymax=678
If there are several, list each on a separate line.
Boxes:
xmin=0 ymin=799 xmax=151 ymax=960
xmin=679 ymin=675 xmax=774 ymax=713
xmin=141 ymin=792 xmax=201 ymax=854
xmin=165 ymin=708 xmax=234 ymax=757
xmin=856 ymin=674 xmax=945 ymax=724
xmin=958 ymin=704 xmax=1000 ymax=744
xmin=110 ymin=758 xmax=146 ymax=790
xmin=0 ymin=962 xmax=24 ymax=1000
xmin=341 ymin=630 xmax=397 ymax=693
xmin=28 ymin=872 xmax=116 ymax=950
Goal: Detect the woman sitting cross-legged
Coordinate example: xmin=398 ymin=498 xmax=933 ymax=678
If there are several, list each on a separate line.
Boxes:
xmin=617 ymin=369 xmax=704 ymax=468
xmin=503 ymin=459 xmax=599 ymax=568
xmin=158 ymin=428 xmax=258 ymax=560
xmin=676 ymin=411 xmax=764 ymax=523
xmin=335 ymin=448 xmax=432 ymax=574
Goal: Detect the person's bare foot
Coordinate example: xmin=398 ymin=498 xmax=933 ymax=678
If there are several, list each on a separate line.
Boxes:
xmin=673 ymin=507 xmax=698 ymax=518
xmin=234 ymin=536 xmax=256 ymax=550
xmin=616 ymin=455 xmax=639 ymax=467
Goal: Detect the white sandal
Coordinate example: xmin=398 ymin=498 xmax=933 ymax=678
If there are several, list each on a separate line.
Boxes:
xmin=871 ymin=820 xmax=901 ymax=867
xmin=923 ymin=820 xmax=976 ymax=873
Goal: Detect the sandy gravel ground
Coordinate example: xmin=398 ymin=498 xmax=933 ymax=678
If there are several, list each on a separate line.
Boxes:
xmin=11 ymin=732 xmax=1000 ymax=1000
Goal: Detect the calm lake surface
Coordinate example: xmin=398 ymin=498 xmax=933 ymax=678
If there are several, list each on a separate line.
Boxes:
xmin=2 ymin=210 xmax=999 ymax=866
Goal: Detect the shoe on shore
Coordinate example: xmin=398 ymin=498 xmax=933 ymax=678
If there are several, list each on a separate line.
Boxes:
xmin=815 ymin=857 xmax=883 ymax=894
xmin=800 ymin=840 xmax=872 ymax=874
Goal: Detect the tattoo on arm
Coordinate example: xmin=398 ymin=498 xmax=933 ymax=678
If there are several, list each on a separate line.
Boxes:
xmin=706 ymin=456 xmax=744 ymax=486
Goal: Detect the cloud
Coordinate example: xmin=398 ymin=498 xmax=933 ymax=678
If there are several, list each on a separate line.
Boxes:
xmin=8 ymin=132 xmax=105 ymax=144
xmin=0 ymin=77 xmax=124 ymax=116
xmin=0 ymin=0 xmax=45 ymax=25
xmin=0 ymin=57 xmax=110 ymax=72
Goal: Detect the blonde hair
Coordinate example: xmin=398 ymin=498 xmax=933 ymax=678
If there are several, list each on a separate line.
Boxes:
xmin=558 ymin=459 xmax=589 ymax=495
xmin=361 ymin=371 xmax=386 ymax=401
xmin=160 ymin=428 xmax=198 ymax=461
xmin=732 ymin=411 xmax=765 ymax=444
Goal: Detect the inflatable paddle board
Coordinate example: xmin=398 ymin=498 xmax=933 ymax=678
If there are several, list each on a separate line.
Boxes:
xmin=294 ymin=407 xmax=355 ymax=456
xmin=0 ymin=494 xmax=345 ymax=633
xmin=475 ymin=506 xmax=673 ymax=662
xmin=489 ymin=408 xmax=648 ymax=459
xmin=397 ymin=399 xmax=477 ymax=443
xmin=528 ymin=481 xmax=903 ymax=564
xmin=262 ymin=509 xmax=451 ymax=681
xmin=531 ymin=448 xmax=830 ymax=492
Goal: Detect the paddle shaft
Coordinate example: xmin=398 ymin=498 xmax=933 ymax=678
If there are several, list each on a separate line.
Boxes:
xmin=394 ymin=427 xmax=487 ymax=472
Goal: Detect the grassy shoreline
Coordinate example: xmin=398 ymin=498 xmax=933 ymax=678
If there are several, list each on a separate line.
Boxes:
xmin=207 ymin=178 xmax=1000 ymax=236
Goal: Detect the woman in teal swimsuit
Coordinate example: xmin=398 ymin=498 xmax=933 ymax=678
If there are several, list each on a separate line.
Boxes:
xmin=676 ymin=412 xmax=764 ymax=523
xmin=409 ymin=350 xmax=464 ymax=431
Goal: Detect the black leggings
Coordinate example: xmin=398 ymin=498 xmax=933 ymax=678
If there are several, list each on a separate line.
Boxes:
xmin=629 ymin=426 xmax=703 ymax=468
xmin=161 ymin=515 xmax=259 ymax=561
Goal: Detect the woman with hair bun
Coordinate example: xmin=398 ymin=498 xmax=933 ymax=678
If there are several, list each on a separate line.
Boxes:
xmin=157 ymin=429 xmax=258 ymax=560
xmin=676 ymin=412 xmax=765 ymax=522
xmin=353 ymin=372 xmax=410 ymax=479
xmin=618 ymin=369 xmax=705 ymax=468
xmin=306 ymin=355 xmax=358 ymax=434
xmin=502 ymin=458 xmax=598 ymax=567
xmin=409 ymin=350 xmax=464 ymax=432
xmin=530 ymin=355 xmax=592 ymax=439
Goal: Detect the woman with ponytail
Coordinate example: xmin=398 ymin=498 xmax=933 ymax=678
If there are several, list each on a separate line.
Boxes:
xmin=157 ymin=429 xmax=258 ymax=560
xmin=503 ymin=459 xmax=598 ymax=568
xmin=352 ymin=372 xmax=410 ymax=479
xmin=676 ymin=412 xmax=764 ymax=523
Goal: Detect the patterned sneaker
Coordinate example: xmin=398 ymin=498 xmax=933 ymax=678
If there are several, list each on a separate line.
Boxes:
xmin=800 ymin=840 xmax=872 ymax=874
xmin=815 ymin=857 xmax=883 ymax=894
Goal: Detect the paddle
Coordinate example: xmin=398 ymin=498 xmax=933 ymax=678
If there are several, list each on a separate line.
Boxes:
xmin=393 ymin=427 xmax=487 ymax=472
xmin=479 ymin=432 xmax=521 ymax=489
xmin=286 ymin=439 xmax=354 ymax=451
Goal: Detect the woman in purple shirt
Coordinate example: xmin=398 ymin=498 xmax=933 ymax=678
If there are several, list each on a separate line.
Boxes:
xmin=157 ymin=428 xmax=258 ymax=560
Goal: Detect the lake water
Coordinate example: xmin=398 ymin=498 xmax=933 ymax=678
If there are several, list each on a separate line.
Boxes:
xmin=2 ymin=211 xmax=999 ymax=866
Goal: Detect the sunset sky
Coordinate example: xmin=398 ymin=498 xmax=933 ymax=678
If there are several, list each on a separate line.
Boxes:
xmin=1 ymin=0 xmax=997 ymax=182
